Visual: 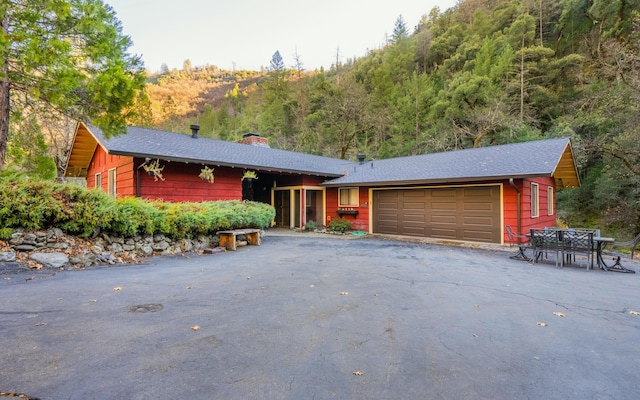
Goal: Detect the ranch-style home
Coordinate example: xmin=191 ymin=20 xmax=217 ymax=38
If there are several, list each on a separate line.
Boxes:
xmin=64 ymin=122 xmax=580 ymax=245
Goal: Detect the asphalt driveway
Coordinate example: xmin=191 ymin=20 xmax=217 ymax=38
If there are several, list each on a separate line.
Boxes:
xmin=1 ymin=232 xmax=639 ymax=399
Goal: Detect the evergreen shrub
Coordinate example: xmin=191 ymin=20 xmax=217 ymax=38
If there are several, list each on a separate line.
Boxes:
xmin=0 ymin=173 xmax=276 ymax=239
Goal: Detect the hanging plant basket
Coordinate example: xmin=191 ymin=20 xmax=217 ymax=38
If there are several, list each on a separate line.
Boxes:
xmin=142 ymin=159 xmax=165 ymax=181
xmin=199 ymin=166 xmax=215 ymax=184
xmin=242 ymin=170 xmax=258 ymax=181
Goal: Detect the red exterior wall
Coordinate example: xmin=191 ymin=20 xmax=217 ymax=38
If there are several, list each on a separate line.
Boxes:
xmin=325 ymin=178 xmax=558 ymax=243
xmin=86 ymin=147 xmax=244 ymax=202
xmin=86 ymin=146 xmax=136 ymax=196
xmin=502 ymin=177 xmax=556 ymax=243
xmin=138 ymin=162 xmax=242 ymax=202
xmin=326 ymin=187 xmax=371 ymax=231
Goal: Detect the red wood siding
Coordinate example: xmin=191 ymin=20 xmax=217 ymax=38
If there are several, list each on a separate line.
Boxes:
xmin=86 ymin=147 xmax=135 ymax=197
xmin=326 ymin=187 xmax=370 ymax=231
xmin=139 ymin=163 xmax=242 ymax=202
xmin=86 ymin=147 xmax=243 ymax=202
xmin=502 ymin=177 xmax=556 ymax=243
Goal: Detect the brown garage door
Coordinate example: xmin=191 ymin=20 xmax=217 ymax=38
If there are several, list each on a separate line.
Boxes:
xmin=373 ymin=186 xmax=501 ymax=243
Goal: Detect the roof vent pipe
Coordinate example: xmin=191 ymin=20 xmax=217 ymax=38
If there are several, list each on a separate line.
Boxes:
xmin=190 ymin=124 xmax=200 ymax=139
xmin=357 ymin=154 xmax=366 ymax=165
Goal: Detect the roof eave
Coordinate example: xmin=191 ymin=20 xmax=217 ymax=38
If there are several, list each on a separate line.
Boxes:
xmin=109 ymin=150 xmax=344 ymax=178
xmin=321 ymin=173 xmax=550 ymax=187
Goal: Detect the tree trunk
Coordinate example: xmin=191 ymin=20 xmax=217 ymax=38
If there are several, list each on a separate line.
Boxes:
xmin=0 ymin=80 xmax=8 ymax=169
xmin=520 ymin=36 xmax=525 ymax=121
xmin=0 ymin=11 xmax=9 ymax=168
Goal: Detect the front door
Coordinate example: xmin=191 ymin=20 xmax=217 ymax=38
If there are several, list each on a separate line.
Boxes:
xmin=274 ymin=190 xmax=290 ymax=227
xmin=305 ymin=190 xmax=323 ymax=226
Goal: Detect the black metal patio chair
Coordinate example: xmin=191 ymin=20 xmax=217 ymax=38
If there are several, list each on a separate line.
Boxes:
xmin=506 ymin=225 xmax=531 ymax=261
xmin=612 ymin=232 xmax=640 ymax=259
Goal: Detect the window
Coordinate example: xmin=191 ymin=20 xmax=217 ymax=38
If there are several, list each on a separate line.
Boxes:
xmin=338 ymin=187 xmax=359 ymax=207
xmin=108 ymin=168 xmax=117 ymax=197
xmin=531 ymin=183 xmax=539 ymax=218
xmin=95 ymin=173 xmax=102 ymax=190
xmin=547 ymin=186 xmax=554 ymax=216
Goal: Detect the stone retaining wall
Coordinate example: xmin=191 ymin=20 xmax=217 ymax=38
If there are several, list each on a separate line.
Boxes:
xmin=0 ymin=228 xmax=230 ymax=269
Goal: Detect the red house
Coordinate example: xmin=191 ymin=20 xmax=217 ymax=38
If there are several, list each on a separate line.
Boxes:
xmin=65 ymin=122 xmax=580 ymax=245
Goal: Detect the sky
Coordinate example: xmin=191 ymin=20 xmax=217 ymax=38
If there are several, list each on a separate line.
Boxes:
xmin=105 ymin=0 xmax=459 ymax=73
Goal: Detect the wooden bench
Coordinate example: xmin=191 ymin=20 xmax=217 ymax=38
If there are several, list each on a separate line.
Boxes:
xmin=217 ymin=229 xmax=261 ymax=251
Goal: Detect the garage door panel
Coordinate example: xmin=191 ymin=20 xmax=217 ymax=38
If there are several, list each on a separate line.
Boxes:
xmin=431 ymin=202 xmax=456 ymax=210
xmin=431 ymin=189 xmax=457 ymax=197
xmin=404 ymin=201 xmax=426 ymax=210
xmin=373 ymin=186 xmax=501 ymax=244
xmin=431 ymin=215 xmax=457 ymax=224
xmin=463 ymin=230 xmax=494 ymax=242
xmin=464 ymin=216 xmax=494 ymax=225
xmin=431 ymin=228 xmax=457 ymax=239
xmin=464 ymin=202 xmax=494 ymax=211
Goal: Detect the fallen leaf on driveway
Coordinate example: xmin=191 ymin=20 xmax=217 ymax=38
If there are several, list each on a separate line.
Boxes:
xmin=186 ymin=285 xmax=192 ymax=289
xmin=89 ymin=299 xmax=97 ymax=302
xmin=537 ymin=322 xmax=548 ymax=327
xmin=630 ymin=310 xmax=640 ymax=316
xmin=352 ymin=370 xmax=363 ymax=376
xmin=35 ymin=322 xmax=47 ymax=326
xmin=113 ymin=286 xmax=123 ymax=291
xmin=340 ymin=292 xmax=349 ymax=296
xmin=191 ymin=325 xmax=200 ymax=331
xmin=553 ymin=312 xmax=566 ymax=318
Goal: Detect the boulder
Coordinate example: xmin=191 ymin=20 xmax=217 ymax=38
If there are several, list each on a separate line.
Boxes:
xmin=69 ymin=252 xmax=98 ymax=268
xmin=29 ymin=252 xmax=69 ymax=269
xmin=0 ymin=251 xmax=16 ymax=262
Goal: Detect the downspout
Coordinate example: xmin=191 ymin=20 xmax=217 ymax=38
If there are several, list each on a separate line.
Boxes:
xmin=136 ymin=164 xmax=141 ymax=197
xmin=509 ymin=178 xmax=521 ymax=244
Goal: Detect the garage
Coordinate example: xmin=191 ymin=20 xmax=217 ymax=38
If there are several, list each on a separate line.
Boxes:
xmin=373 ymin=185 xmax=501 ymax=243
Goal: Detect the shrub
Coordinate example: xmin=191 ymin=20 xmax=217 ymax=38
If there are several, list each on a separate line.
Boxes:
xmin=111 ymin=197 xmax=162 ymax=237
xmin=304 ymin=220 xmax=318 ymax=231
xmin=0 ymin=173 xmax=276 ymax=239
xmin=329 ymin=218 xmax=352 ymax=233
xmin=55 ymin=184 xmax=116 ymax=237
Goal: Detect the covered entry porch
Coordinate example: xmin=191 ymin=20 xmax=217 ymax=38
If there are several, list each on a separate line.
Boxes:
xmin=272 ymin=186 xmax=325 ymax=229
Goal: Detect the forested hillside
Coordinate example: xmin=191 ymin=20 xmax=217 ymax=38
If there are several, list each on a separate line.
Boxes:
xmin=135 ymin=0 xmax=638 ymax=237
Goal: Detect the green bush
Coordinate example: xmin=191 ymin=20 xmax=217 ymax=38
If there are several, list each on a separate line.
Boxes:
xmin=111 ymin=197 xmax=162 ymax=237
xmin=56 ymin=184 xmax=116 ymax=237
xmin=304 ymin=220 xmax=318 ymax=231
xmin=329 ymin=218 xmax=352 ymax=233
xmin=0 ymin=173 xmax=276 ymax=239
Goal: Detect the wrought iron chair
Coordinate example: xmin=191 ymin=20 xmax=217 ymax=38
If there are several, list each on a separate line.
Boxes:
xmin=506 ymin=225 xmax=530 ymax=261
xmin=530 ymin=228 xmax=564 ymax=267
xmin=612 ymin=232 xmax=640 ymax=259
xmin=562 ymin=230 xmax=595 ymax=269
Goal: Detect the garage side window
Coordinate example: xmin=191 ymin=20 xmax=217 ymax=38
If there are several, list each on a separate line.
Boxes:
xmin=547 ymin=186 xmax=554 ymax=216
xmin=339 ymin=187 xmax=359 ymax=207
xmin=531 ymin=183 xmax=539 ymax=218
xmin=108 ymin=168 xmax=117 ymax=197
xmin=95 ymin=172 xmax=102 ymax=190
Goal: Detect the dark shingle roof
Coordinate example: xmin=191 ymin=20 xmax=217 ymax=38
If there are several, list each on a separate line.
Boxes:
xmin=322 ymin=138 xmax=574 ymax=187
xmin=89 ymin=125 xmax=352 ymax=176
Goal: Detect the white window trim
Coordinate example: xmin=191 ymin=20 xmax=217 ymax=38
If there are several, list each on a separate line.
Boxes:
xmin=547 ymin=186 xmax=554 ymax=216
xmin=95 ymin=172 xmax=102 ymax=190
xmin=338 ymin=187 xmax=359 ymax=207
xmin=108 ymin=168 xmax=117 ymax=197
xmin=531 ymin=183 xmax=539 ymax=218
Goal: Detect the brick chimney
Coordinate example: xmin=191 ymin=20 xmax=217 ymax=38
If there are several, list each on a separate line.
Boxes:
xmin=237 ymin=132 xmax=269 ymax=147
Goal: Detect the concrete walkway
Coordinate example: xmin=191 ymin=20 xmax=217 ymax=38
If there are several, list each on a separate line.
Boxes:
xmin=1 ymin=232 xmax=639 ymax=399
